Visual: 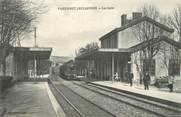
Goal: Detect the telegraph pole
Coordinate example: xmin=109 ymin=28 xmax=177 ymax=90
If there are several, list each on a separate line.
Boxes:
xmin=34 ymin=27 xmax=37 ymax=47
xmin=34 ymin=27 xmax=37 ymax=79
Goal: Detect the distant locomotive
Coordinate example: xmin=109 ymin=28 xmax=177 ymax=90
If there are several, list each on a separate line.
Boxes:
xmin=59 ymin=60 xmax=76 ymax=80
xmin=51 ymin=59 xmax=87 ymax=81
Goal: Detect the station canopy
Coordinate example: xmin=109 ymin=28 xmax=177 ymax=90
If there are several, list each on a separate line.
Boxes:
xmin=75 ymin=48 xmax=131 ymax=60
xmin=12 ymin=47 xmax=52 ymax=60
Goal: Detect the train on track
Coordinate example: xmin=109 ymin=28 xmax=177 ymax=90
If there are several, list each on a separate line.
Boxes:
xmin=51 ymin=60 xmax=79 ymax=80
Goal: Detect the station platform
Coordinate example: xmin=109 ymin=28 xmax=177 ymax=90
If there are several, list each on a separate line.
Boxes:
xmin=0 ymin=82 xmax=66 ymax=117
xmin=90 ymin=81 xmax=181 ymax=106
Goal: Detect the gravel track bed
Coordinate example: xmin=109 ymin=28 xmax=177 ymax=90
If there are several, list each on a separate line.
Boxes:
xmin=49 ymin=84 xmax=81 ymax=117
xmin=53 ymin=82 xmax=115 ymax=117
xmin=61 ymin=80 xmax=159 ymax=117
xmin=75 ymin=81 xmax=181 ymax=117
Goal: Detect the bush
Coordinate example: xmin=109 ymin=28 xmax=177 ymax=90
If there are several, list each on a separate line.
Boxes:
xmin=0 ymin=76 xmax=13 ymax=93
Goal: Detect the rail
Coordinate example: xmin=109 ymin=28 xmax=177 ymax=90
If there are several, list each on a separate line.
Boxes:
xmin=49 ymin=79 xmax=84 ymax=117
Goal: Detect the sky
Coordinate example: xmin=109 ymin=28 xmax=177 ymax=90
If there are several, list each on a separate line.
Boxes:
xmin=21 ymin=0 xmax=181 ymax=57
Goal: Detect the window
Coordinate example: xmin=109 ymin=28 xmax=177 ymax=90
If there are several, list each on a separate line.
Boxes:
xmin=169 ymin=59 xmax=180 ymax=76
xmin=101 ymin=40 xmax=107 ymax=48
xmin=143 ymin=59 xmax=155 ymax=76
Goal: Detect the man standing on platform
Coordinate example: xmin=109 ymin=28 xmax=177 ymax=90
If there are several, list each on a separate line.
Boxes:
xmin=168 ymin=74 xmax=174 ymax=92
xmin=143 ymin=72 xmax=150 ymax=90
xmin=125 ymin=71 xmax=129 ymax=83
xmin=129 ymin=72 xmax=134 ymax=86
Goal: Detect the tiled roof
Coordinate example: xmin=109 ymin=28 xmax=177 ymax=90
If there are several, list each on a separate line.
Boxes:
xmin=99 ymin=16 xmax=174 ymax=41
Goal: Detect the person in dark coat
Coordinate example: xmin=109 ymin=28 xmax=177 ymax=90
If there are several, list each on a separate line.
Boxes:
xmin=125 ymin=71 xmax=129 ymax=83
xmin=168 ymin=74 xmax=174 ymax=92
xmin=143 ymin=72 xmax=150 ymax=90
xmin=129 ymin=73 xmax=134 ymax=86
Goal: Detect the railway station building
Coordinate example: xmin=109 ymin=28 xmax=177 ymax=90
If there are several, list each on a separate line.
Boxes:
xmin=75 ymin=12 xmax=181 ymax=85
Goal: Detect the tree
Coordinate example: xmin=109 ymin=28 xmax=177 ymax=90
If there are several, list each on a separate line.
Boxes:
xmin=37 ymin=60 xmax=52 ymax=76
xmin=169 ymin=4 xmax=181 ymax=42
xmin=135 ymin=4 xmax=161 ymax=58
xmin=141 ymin=4 xmax=160 ymax=20
xmin=0 ymin=0 xmax=46 ymax=75
xmin=159 ymin=11 xmax=181 ymax=76
xmin=76 ymin=42 xmax=99 ymax=56
xmin=132 ymin=4 xmax=162 ymax=77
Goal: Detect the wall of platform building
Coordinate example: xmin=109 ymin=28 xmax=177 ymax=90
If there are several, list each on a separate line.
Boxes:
xmin=95 ymin=55 xmax=131 ymax=81
xmin=5 ymin=53 xmax=14 ymax=77
xmin=94 ymin=57 xmax=112 ymax=81
xmin=76 ymin=59 xmax=112 ymax=80
xmin=131 ymin=41 xmax=181 ymax=84
xmin=0 ymin=53 xmax=15 ymax=77
xmin=75 ymin=60 xmax=88 ymax=76
xmin=0 ymin=52 xmax=28 ymax=81
xmin=76 ymin=54 xmax=131 ymax=81
xmin=13 ymin=52 xmax=28 ymax=81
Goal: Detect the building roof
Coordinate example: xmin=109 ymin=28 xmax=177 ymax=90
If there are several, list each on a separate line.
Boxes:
xmin=99 ymin=16 xmax=174 ymax=41
xmin=12 ymin=47 xmax=52 ymax=60
xmin=129 ymin=35 xmax=181 ymax=53
xmin=76 ymin=36 xmax=181 ymax=60
xmin=75 ymin=48 xmax=130 ymax=60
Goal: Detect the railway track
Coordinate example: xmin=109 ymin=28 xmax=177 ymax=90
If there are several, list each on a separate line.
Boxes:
xmin=49 ymin=80 xmax=116 ymax=117
xmin=49 ymin=83 xmax=83 ymax=117
xmin=73 ymin=81 xmax=181 ymax=117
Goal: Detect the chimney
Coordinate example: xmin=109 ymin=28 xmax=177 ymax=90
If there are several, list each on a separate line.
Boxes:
xmin=132 ymin=12 xmax=142 ymax=20
xmin=121 ymin=14 xmax=127 ymax=26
